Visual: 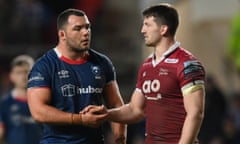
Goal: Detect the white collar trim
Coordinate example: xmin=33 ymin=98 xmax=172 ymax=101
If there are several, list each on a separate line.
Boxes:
xmin=152 ymin=41 xmax=180 ymax=67
xmin=54 ymin=47 xmax=61 ymax=58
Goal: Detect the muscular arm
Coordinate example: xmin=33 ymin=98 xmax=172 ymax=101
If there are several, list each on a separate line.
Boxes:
xmin=103 ymin=81 xmax=127 ymax=143
xmin=179 ymin=88 xmax=205 ymax=144
xmin=27 ymin=87 xmax=74 ymax=125
xmin=28 ymin=87 xmax=107 ymax=127
xmin=108 ymin=89 xmax=145 ymax=124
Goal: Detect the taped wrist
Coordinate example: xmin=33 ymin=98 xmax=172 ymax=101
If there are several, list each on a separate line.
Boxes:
xmin=71 ymin=113 xmax=82 ymax=125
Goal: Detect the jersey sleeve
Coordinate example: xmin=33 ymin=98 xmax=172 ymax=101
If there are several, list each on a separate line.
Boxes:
xmin=28 ymin=58 xmax=51 ymax=88
xmin=178 ymin=59 xmax=206 ymax=96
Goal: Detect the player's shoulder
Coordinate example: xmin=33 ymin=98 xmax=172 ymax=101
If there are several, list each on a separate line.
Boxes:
xmin=174 ymin=48 xmax=205 ymax=74
xmin=35 ymin=49 xmax=57 ymax=64
xmin=33 ymin=49 xmax=58 ymax=68
xmin=89 ymin=49 xmax=108 ymax=58
xmin=173 ymin=47 xmax=202 ymax=64
xmin=176 ymin=47 xmax=196 ymax=59
xmin=89 ymin=49 xmax=112 ymax=63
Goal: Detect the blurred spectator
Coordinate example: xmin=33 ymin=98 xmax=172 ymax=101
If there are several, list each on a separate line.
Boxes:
xmin=199 ymin=75 xmax=227 ymax=144
xmin=221 ymin=92 xmax=240 ymax=144
xmin=221 ymin=115 xmax=240 ymax=144
xmin=0 ymin=55 xmax=42 ymax=144
xmin=228 ymin=93 xmax=240 ymax=130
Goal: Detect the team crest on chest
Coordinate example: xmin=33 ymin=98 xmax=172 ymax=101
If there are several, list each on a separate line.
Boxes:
xmin=91 ymin=66 xmax=101 ymax=79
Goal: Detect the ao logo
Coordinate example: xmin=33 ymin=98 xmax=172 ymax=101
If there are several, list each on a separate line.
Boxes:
xmin=142 ymin=79 xmax=160 ymax=93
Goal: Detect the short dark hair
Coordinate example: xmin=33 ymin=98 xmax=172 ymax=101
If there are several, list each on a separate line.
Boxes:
xmin=57 ymin=8 xmax=86 ymax=30
xmin=142 ymin=3 xmax=179 ymax=36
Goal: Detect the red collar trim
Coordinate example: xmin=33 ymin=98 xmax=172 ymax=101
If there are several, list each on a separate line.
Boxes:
xmin=14 ymin=96 xmax=27 ymax=103
xmin=60 ymin=55 xmax=88 ymax=64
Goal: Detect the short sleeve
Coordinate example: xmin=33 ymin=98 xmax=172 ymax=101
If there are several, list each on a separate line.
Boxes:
xmin=28 ymin=59 xmax=51 ymax=88
xmin=178 ymin=60 xmax=205 ymax=96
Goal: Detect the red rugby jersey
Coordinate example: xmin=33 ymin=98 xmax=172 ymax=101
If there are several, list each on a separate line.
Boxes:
xmin=136 ymin=42 xmax=205 ymax=144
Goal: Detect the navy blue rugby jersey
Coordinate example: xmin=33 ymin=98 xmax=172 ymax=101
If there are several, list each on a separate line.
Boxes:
xmin=0 ymin=93 xmax=42 ymax=144
xmin=28 ymin=48 xmax=116 ymax=144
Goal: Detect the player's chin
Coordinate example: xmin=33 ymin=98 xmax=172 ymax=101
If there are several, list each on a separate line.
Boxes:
xmin=81 ymin=44 xmax=90 ymax=50
xmin=79 ymin=44 xmax=89 ymax=50
xmin=145 ymin=42 xmax=154 ymax=47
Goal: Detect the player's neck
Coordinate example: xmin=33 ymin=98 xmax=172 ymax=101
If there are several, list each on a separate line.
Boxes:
xmin=57 ymin=45 xmax=89 ymax=61
xmin=154 ymin=38 xmax=175 ymax=60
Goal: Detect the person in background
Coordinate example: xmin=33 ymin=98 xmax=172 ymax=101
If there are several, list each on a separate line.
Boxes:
xmin=27 ymin=8 xmax=126 ymax=144
xmin=198 ymin=75 xmax=227 ymax=144
xmin=83 ymin=3 xmax=206 ymax=144
xmin=0 ymin=55 xmax=42 ymax=144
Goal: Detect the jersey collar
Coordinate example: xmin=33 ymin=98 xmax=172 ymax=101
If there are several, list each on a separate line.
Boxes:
xmin=54 ymin=47 xmax=88 ymax=64
xmin=152 ymin=41 xmax=180 ymax=67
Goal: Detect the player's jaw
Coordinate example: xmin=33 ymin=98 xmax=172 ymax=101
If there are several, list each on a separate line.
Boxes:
xmin=67 ymin=37 xmax=91 ymax=53
xmin=144 ymin=36 xmax=156 ymax=47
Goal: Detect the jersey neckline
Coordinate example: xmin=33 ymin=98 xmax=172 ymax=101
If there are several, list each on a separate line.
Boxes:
xmin=151 ymin=41 xmax=180 ymax=67
xmin=54 ymin=48 xmax=88 ymax=64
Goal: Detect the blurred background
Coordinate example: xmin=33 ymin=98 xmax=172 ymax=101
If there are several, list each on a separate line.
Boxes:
xmin=0 ymin=0 xmax=240 ymax=143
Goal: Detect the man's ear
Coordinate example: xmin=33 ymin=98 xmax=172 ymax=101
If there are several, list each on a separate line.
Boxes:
xmin=58 ymin=30 xmax=66 ymax=40
xmin=160 ymin=25 xmax=168 ymax=36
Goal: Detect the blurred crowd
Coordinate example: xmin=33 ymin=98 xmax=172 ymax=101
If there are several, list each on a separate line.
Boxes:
xmin=0 ymin=0 xmax=104 ymax=45
xmin=198 ymin=75 xmax=240 ymax=144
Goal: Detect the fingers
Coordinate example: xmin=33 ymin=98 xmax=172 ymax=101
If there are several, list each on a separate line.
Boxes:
xmin=81 ymin=105 xmax=106 ymax=114
xmin=80 ymin=105 xmax=108 ymax=128
xmin=90 ymin=105 xmax=107 ymax=114
xmin=81 ymin=105 xmax=96 ymax=114
xmin=82 ymin=112 xmax=107 ymax=128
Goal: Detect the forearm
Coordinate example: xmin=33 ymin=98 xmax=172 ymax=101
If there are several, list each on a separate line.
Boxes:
xmin=108 ymin=104 xmax=145 ymax=124
xmin=178 ymin=113 xmax=203 ymax=144
xmin=30 ymin=104 xmax=81 ymax=125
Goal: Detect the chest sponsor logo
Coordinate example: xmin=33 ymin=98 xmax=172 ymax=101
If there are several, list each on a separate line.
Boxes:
xmin=142 ymin=79 xmax=162 ymax=100
xmin=61 ymin=84 xmax=103 ymax=97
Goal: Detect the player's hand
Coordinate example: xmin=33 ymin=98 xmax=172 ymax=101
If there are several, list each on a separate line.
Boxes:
xmin=81 ymin=105 xmax=107 ymax=114
xmin=80 ymin=105 xmax=108 ymax=128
